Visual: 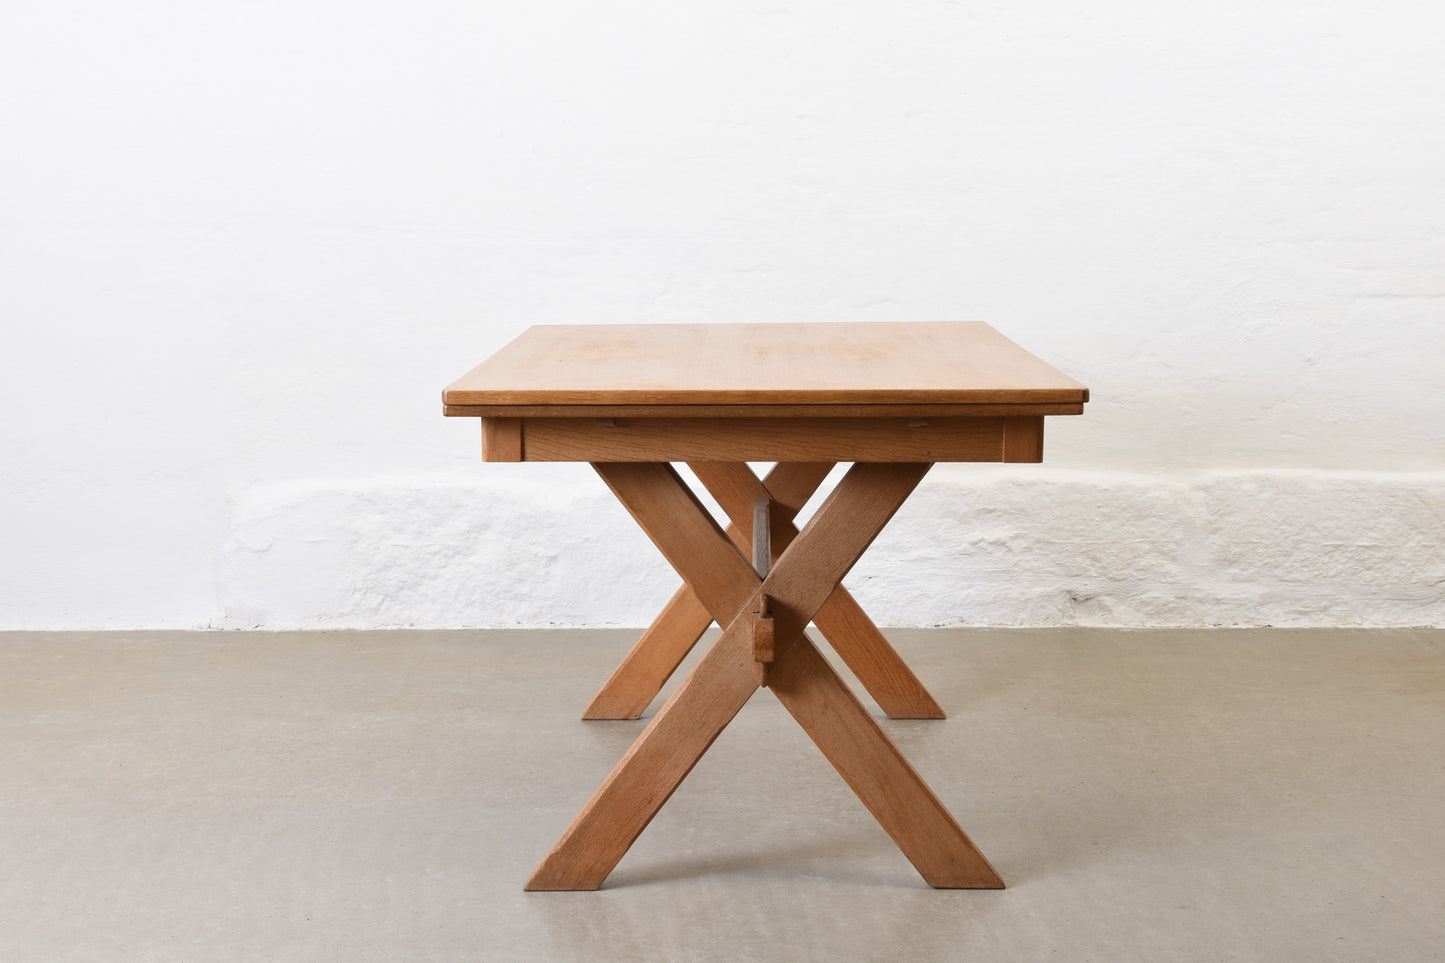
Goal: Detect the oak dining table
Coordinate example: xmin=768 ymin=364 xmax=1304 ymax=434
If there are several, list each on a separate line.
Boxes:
xmin=442 ymin=320 xmax=1088 ymax=890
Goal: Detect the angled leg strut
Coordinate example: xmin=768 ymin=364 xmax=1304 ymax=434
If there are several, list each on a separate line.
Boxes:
xmin=583 ymin=461 xmax=945 ymax=720
xmin=526 ymin=461 xmax=1000 ymax=891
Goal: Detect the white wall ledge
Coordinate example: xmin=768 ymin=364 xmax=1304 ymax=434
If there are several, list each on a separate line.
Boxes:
xmin=218 ymin=468 xmax=1445 ymax=630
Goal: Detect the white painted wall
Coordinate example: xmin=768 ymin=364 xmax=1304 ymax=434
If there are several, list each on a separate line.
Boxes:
xmin=3 ymin=1 xmax=1442 ymax=629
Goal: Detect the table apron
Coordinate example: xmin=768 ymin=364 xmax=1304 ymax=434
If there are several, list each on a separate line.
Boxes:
xmin=479 ymin=415 xmax=1045 ymax=463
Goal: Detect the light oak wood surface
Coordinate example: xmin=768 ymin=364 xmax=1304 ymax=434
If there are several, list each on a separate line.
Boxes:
xmin=692 ymin=461 xmax=946 ymax=719
xmin=444 ymin=321 xmax=1088 ymax=407
xmin=492 ymin=415 xmax=1036 ymax=463
xmin=580 ymin=585 xmax=712 ymax=721
xmin=525 ymin=461 xmax=1002 ymax=891
xmin=445 ymin=320 xmax=1086 ymax=891
xmin=582 ymin=462 xmax=833 ymax=721
xmin=582 ymin=462 xmax=945 ymax=721
xmin=445 ymin=402 xmax=1084 ymax=418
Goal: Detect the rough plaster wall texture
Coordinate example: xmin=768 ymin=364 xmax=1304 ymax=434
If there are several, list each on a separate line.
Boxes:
xmin=220 ymin=469 xmax=1445 ymax=629
xmin=2 ymin=2 xmax=1444 ymax=628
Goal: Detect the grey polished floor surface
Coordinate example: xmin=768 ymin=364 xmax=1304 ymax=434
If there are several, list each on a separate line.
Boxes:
xmin=1 ymin=628 xmax=1442 ymax=962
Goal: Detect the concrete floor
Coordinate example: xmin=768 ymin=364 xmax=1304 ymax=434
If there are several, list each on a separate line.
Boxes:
xmin=1 ymin=629 xmax=1442 ymax=962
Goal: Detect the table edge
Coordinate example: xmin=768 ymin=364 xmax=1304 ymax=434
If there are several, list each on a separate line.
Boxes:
xmin=443 ymin=401 xmax=1086 ymax=418
xmin=444 ymin=387 xmax=1088 ymax=407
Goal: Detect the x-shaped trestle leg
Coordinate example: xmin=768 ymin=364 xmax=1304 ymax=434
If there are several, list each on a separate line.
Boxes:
xmin=525 ymin=461 xmax=1002 ymax=891
xmin=582 ymin=461 xmax=946 ymax=721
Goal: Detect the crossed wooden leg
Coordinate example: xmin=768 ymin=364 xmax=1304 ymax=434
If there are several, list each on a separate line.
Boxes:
xmin=526 ymin=461 xmax=1002 ymax=891
xmin=582 ymin=461 xmax=946 ymax=721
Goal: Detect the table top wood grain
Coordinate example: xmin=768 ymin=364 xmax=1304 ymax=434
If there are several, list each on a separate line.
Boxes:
xmin=443 ymin=322 xmax=1088 ymax=408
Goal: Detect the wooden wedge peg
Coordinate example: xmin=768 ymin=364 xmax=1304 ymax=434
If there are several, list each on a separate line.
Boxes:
xmin=751 ymin=593 xmax=775 ymax=667
xmin=752 ymin=497 xmax=772 ymax=578
xmin=751 ymin=497 xmax=775 ymax=673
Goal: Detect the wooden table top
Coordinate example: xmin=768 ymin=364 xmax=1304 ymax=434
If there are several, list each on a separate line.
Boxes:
xmin=443 ymin=322 xmax=1088 ymax=409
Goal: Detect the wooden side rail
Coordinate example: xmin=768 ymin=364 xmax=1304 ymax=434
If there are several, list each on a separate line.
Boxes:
xmin=479 ymin=415 xmax=1046 ymax=464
